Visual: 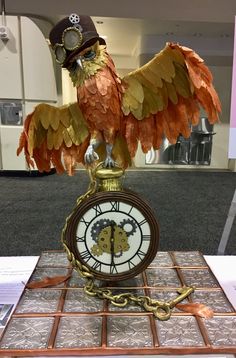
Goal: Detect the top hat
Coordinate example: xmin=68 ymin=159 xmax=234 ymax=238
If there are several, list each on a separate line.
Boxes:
xmin=49 ymin=13 xmax=106 ymax=68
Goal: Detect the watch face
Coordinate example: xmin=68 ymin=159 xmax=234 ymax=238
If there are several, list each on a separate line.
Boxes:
xmin=65 ymin=191 xmax=159 ymax=281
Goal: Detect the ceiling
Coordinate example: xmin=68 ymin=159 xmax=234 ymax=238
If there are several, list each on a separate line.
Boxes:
xmin=91 ymin=16 xmax=234 ymax=57
xmin=3 ymin=0 xmax=236 ymax=66
xmin=4 ymin=0 xmax=236 ymax=23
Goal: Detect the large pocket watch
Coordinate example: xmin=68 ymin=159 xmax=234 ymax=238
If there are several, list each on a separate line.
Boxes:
xmin=63 ymin=164 xmax=159 ymax=282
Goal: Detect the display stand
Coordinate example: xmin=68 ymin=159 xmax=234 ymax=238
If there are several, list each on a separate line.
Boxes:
xmin=0 ymin=251 xmax=235 ymax=355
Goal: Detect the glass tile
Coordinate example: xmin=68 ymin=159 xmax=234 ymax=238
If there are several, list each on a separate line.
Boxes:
xmin=181 ymin=269 xmax=219 ymax=288
xmin=174 ymin=251 xmax=206 ymax=267
xmin=37 ymin=251 xmax=69 ymax=267
xmin=204 ymin=316 xmax=236 ymax=346
xmin=64 ymin=289 xmax=104 ymax=312
xmin=67 ymin=270 xmax=88 ymax=287
xmin=0 ymin=317 xmax=54 ymax=349
xmin=107 ymin=316 xmax=153 ymax=347
xmin=146 ymin=268 xmax=180 ymax=287
xmin=156 ymin=316 xmax=205 ymax=346
xmin=15 ymin=289 xmax=61 ymax=313
xmin=55 ymin=316 xmax=102 ymax=348
xmin=192 ymin=290 xmax=234 ymax=312
xmin=149 ymin=252 xmax=173 ymax=267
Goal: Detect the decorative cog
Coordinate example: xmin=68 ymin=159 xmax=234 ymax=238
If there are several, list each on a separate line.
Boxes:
xmin=91 ymin=219 xmax=113 ymax=242
xmin=69 ymin=13 xmax=80 ymax=25
xmin=114 ymin=250 xmax=123 ymax=258
xmin=91 ymin=244 xmax=103 ymax=256
xmin=119 ymin=218 xmax=137 ymax=236
xmin=69 ymin=13 xmax=83 ymax=32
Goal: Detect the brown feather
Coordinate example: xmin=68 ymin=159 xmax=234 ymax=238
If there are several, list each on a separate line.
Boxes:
xmin=124 ymin=115 xmax=139 ymax=157
xmin=153 ymin=112 xmax=165 ymax=149
xmin=138 ymin=116 xmax=155 ymax=153
xmin=176 ymin=303 xmax=214 ymax=318
xmin=77 ymin=53 xmax=124 ymax=144
xmin=26 ymin=274 xmax=71 ymax=289
xmin=17 ymin=103 xmax=89 ymax=175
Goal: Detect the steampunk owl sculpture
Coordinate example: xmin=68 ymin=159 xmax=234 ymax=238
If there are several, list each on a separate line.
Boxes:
xmin=17 ymin=13 xmax=221 ymax=175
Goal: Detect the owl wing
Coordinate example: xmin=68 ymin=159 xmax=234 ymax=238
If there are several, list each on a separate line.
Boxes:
xmin=17 ymin=103 xmax=90 ymax=175
xmin=121 ymin=42 xmax=221 ymax=157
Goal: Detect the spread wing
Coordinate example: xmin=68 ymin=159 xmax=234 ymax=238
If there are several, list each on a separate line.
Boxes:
xmin=17 ymin=103 xmax=90 ymax=175
xmin=121 ymin=42 xmax=221 ymax=157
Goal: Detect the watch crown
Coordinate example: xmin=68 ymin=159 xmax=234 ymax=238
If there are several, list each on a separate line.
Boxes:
xmin=95 ymin=166 xmax=124 ymax=191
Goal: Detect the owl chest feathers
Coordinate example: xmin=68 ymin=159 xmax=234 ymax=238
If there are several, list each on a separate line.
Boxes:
xmin=76 ymin=58 xmax=125 ymax=137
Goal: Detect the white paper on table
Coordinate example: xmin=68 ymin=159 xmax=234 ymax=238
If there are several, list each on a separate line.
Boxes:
xmin=204 ymin=255 xmax=236 ymax=310
xmin=0 ymin=256 xmax=39 ymax=327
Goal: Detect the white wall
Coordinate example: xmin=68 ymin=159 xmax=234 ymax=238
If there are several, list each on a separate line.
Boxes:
xmin=21 ymin=17 xmax=57 ymax=102
xmin=210 ymin=66 xmax=232 ymax=169
xmin=0 ymin=16 xmax=57 ymax=170
xmin=0 ymin=17 xmax=22 ymax=99
xmin=62 ymin=69 xmax=77 ymax=104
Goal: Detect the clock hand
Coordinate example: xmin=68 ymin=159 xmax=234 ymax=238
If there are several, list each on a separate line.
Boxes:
xmin=110 ymin=221 xmax=115 ymax=267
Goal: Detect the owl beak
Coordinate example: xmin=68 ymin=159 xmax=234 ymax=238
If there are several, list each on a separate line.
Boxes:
xmin=76 ymin=57 xmax=84 ymax=70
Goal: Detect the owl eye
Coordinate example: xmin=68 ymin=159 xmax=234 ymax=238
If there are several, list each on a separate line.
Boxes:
xmin=83 ymin=50 xmax=96 ymax=60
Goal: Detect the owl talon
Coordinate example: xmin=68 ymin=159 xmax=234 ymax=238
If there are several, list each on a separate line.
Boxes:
xmin=84 ymin=144 xmax=99 ymax=164
xmin=104 ymin=156 xmax=116 ymax=168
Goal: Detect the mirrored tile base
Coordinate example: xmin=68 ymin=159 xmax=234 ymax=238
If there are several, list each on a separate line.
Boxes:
xmin=0 ymin=250 xmax=235 ymax=355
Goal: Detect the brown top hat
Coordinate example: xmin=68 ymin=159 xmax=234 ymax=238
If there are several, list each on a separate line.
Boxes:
xmin=49 ymin=13 xmax=106 ymax=68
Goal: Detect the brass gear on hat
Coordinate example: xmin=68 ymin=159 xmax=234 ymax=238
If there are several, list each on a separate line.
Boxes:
xmin=49 ymin=13 xmax=106 ymax=68
xmin=69 ymin=14 xmax=80 ymax=25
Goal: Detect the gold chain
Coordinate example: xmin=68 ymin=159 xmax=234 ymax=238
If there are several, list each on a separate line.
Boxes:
xmin=61 ymin=168 xmax=194 ymax=320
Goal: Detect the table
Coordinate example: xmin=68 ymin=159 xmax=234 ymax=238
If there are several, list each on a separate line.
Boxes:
xmin=0 ymin=251 xmax=235 ymax=356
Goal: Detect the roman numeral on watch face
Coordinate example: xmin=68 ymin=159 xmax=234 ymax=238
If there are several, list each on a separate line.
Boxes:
xmin=110 ymin=264 xmax=118 ymax=274
xmin=91 ymin=261 xmax=102 ymax=271
xmin=80 ymin=217 xmax=90 ymax=227
xmin=137 ymin=249 xmax=146 ymax=260
xmin=128 ymin=260 xmax=136 ymax=270
xmin=93 ymin=204 xmax=102 ymax=216
xmin=76 ymin=235 xmax=85 ymax=242
xmin=110 ymin=201 xmax=120 ymax=211
xmin=138 ymin=218 xmax=147 ymax=226
xmin=80 ymin=250 xmax=91 ymax=262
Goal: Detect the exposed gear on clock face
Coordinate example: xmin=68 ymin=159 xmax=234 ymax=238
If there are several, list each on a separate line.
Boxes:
xmin=90 ymin=223 xmax=130 ymax=257
xmin=90 ymin=244 xmax=103 ymax=256
xmin=119 ymin=218 xmax=137 ymax=236
xmin=90 ymin=218 xmax=137 ymax=257
xmin=90 ymin=219 xmax=113 ymax=242
xmin=113 ymin=225 xmax=129 ymax=256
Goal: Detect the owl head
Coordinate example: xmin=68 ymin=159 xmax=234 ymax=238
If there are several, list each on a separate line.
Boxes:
xmin=49 ymin=13 xmax=106 ymax=68
xmin=67 ymin=40 xmax=108 ymax=86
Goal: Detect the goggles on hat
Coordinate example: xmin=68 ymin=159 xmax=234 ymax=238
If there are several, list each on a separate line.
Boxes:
xmin=54 ymin=26 xmax=83 ymax=64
